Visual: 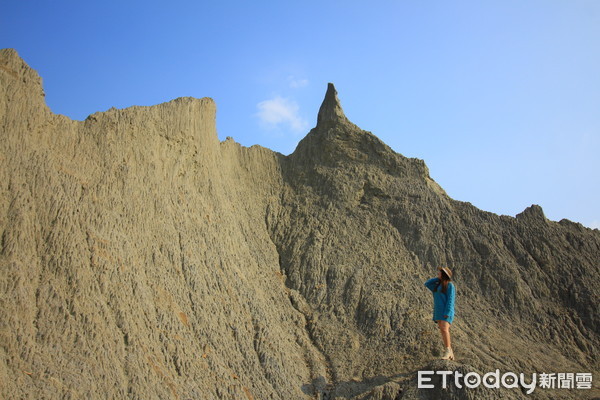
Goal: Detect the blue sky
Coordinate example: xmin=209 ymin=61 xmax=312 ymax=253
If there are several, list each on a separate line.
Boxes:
xmin=2 ymin=1 xmax=599 ymax=229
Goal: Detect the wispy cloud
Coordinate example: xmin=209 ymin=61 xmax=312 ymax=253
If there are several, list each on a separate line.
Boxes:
xmin=256 ymin=96 xmax=308 ymax=133
xmin=288 ymin=76 xmax=309 ymax=89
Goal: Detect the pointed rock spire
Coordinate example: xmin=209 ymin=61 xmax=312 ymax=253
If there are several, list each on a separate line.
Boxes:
xmin=317 ymin=83 xmax=349 ymax=126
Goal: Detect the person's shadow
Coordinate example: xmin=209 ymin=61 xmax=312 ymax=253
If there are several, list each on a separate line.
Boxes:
xmin=301 ymin=372 xmax=411 ymax=399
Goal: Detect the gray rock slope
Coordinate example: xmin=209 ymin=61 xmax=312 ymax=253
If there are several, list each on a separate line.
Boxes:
xmin=1 ymin=49 xmax=598 ymax=399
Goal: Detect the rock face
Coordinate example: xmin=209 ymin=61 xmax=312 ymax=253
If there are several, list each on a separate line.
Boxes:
xmin=317 ymin=82 xmax=352 ymax=127
xmin=1 ymin=49 xmax=599 ymax=399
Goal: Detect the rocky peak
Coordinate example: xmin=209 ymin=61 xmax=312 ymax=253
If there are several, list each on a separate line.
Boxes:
xmin=316 ymin=83 xmax=350 ymax=127
xmin=516 ymin=204 xmax=547 ymax=222
xmin=290 ymin=83 xmax=423 ymax=178
xmin=0 ymin=48 xmax=50 ymax=127
xmin=0 ymin=48 xmax=45 ymax=96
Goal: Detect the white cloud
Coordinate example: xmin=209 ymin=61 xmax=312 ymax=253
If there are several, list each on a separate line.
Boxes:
xmin=288 ymin=76 xmax=309 ymax=89
xmin=256 ymin=96 xmax=308 ymax=133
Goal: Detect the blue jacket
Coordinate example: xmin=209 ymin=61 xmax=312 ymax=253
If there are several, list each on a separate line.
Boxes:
xmin=424 ymin=277 xmax=455 ymax=323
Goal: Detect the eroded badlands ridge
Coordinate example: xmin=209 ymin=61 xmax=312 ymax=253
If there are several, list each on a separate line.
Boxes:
xmin=1 ymin=49 xmax=598 ymax=399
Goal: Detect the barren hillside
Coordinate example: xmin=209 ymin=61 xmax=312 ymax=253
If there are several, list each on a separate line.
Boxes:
xmin=1 ymin=49 xmax=598 ymax=399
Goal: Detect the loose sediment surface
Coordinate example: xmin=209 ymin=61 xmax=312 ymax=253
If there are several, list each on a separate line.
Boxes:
xmin=1 ymin=48 xmax=598 ymax=399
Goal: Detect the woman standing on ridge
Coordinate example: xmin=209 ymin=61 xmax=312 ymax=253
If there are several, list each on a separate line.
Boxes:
xmin=424 ymin=267 xmax=456 ymax=360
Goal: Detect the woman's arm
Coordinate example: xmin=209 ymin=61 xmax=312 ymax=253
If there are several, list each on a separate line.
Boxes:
xmin=424 ymin=277 xmax=440 ymax=292
xmin=443 ymin=283 xmax=456 ymax=318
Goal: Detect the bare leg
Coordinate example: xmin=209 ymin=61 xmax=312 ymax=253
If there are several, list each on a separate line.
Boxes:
xmin=437 ymin=320 xmax=451 ymax=348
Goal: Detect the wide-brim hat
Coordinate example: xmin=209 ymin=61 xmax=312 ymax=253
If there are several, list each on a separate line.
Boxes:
xmin=438 ymin=266 xmax=452 ymax=280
